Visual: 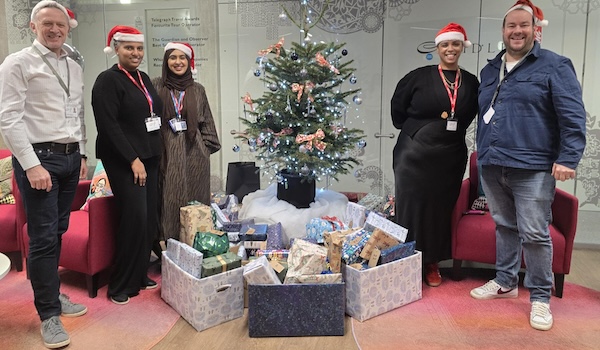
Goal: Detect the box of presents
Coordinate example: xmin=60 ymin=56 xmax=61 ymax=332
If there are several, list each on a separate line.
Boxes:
xmin=161 ymin=251 xmax=244 ymax=332
xmin=247 ymin=283 xmax=346 ymax=337
xmin=344 ymin=250 xmax=422 ymax=322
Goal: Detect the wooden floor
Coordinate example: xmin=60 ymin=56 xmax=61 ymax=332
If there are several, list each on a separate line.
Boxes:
xmin=152 ymin=248 xmax=600 ymax=350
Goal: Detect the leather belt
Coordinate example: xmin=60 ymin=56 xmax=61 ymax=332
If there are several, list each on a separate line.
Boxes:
xmin=32 ymin=142 xmax=79 ymax=155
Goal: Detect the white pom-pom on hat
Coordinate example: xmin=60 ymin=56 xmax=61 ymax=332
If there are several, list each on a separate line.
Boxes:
xmin=31 ymin=1 xmax=78 ymax=28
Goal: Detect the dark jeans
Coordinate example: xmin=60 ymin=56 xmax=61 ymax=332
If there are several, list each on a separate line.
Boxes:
xmin=13 ymin=151 xmax=81 ymax=321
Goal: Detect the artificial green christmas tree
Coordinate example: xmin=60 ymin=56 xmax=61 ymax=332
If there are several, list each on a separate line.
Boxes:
xmin=234 ymin=2 xmax=365 ymax=207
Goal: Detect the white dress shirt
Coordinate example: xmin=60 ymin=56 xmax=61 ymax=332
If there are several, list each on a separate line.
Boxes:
xmin=0 ymin=39 xmax=86 ymax=170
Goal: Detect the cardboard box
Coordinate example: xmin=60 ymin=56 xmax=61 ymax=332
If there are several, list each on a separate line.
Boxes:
xmin=344 ymin=250 xmax=422 ymax=322
xmin=161 ymin=252 xmax=244 ymax=332
xmin=248 ymin=283 xmax=346 ymax=337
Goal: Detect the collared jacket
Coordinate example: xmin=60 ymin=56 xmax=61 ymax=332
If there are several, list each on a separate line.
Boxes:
xmin=477 ymin=41 xmax=586 ymax=170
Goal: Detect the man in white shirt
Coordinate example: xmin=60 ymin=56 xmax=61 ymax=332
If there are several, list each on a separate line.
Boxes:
xmin=0 ymin=1 xmax=88 ymax=348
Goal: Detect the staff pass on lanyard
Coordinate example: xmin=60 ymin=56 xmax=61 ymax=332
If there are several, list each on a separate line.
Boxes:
xmin=168 ymin=90 xmax=188 ymax=133
xmin=118 ymin=64 xmax=161 ymax=132
xmin=438 ymin=65 xmax=460 ymax=132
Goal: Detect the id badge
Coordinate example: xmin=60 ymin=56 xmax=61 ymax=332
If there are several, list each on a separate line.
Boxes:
xmin=66 ymin=101 xmax=79 ymax=118
xmin=145 ymin=116 xmax=161 ymax=132
xmin=169 ymin=118 xmax=188 ymax=133
xmin=446 ymin=119 xmax=458 ymax=131
xmin=483 ymin=106 xmax=495 ymax=124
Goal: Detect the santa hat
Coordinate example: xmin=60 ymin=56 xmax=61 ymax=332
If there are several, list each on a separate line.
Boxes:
xmin=31 ymin=1 xmax=78 ymax=28
xmin=505 ymin=0 xmax=548 ymax=27
xmin=435 ymin=22 xmax=472 ymax=48
xmin=103 ymin=25 xmax=144 ymax=54
xmin=164 ymin=42 xmax=197 ymax=74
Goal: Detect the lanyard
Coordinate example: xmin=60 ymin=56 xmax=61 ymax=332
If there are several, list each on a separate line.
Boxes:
xmin=490 ymin=52 xmax=530 ymax=106
xmin=438 ymin=65 xmax=460 ymax=119
xmin=118 ymin=64 xmax=154 ymax=115
xmin=170 ymin=90 xmax=186 ymax=119
xmin=32 ymin=45 xmax=70 ymax=97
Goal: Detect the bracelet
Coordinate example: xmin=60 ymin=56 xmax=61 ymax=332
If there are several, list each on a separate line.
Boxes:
xmin=81 ymin=155 xmax=88 ymax=160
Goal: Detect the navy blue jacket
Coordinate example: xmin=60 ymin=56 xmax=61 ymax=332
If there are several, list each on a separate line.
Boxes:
xmin=477 ymin=41 xmax=586 ymax=170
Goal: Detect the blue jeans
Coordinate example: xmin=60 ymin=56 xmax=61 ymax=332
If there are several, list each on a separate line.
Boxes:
xmin=13 ymin=151 xmax=81 ymax=321
xmin=480 ymin=165 xmax=555 ymax=303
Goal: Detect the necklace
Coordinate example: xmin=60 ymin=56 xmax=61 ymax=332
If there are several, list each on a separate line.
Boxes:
xmin=442 ymin=70 xmax=462 ymax=89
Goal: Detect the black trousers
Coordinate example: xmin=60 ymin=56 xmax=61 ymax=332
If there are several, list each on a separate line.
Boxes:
xmin=102 ymin=155 xmax=159 ymax=297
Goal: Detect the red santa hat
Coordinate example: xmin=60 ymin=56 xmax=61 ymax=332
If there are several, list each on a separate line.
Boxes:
xmin=164 ymin=42 xmax=197 ymax=74
xmin=31 ymin=1 xmax=78 ymax=28
xmin=435 ymin=22 xmax=472 ymax=48
xmin=103 ymin=25 xmax=144 ymax=54
xmin=504 ymin=0 xmax=548 ymax=27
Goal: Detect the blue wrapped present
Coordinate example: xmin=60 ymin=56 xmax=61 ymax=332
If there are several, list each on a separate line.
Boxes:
xmin=266 ymin=222 xmax=284 ymax=249
xmin=378 ymin=240 xmax=416 ymax=265
xmin=341 ymin=229 xmax=372 ymax=265
xmin=306 ymin=216 xmax=345 ymax=243
xmin=240 ymin=223 xmax=268 ymax=241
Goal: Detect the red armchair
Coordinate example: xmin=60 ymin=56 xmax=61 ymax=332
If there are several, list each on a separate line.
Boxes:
xmin=451 ymin=152 xmax=579 ymax=298
xmin=0 ymin=149 xmax=23 ymax=271
xmin=15 ymin=175 xmax=117 ymax=297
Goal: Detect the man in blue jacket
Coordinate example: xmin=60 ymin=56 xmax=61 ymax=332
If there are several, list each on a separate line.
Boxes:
xmin=469 ymin=0 xmax=586 ymax=331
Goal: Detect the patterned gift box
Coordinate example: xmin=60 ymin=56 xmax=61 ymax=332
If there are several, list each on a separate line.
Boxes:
xmin=295 ymin=273 xmax=343 ymax=284
xmin=323 ymin=228 xmax=361 ymax=273
xmin=378 ymin=241 xmax=416 ymax=265
xmin=222 ymin=222 xmax=242 ymax=233
xmin=201 ymin=252 xmax=242 ymax=278
xmin=359 ymin=228 xmax=400 ymax=261
xmin=161 ymin=251 xmax=244 ymax=332
xmin=239 ymin=223 xmax=268 ymax=241
xmin=345 ymin=202 xmax=367 ymax=228
xmin=243 ymin=255 xmax=282 ymax=285
xmin=305 ymin=216 xmax=345 ymax=243
xmin=266 ymin=222 xmax=284 ymax=249
xmin=255 ymin=249 xmax=290 ymax=261
xmin=166 ymin=238 xmax=182 ymax=262
xmin=284 ymin=239 xmax=328 ymax=284
xmin=344 ymin=250 xmax=422 ymax=322
xmin=193 ymin=230 xmax=229 ymax=258
xmin=211 ymin=203 xmax=230 ymax=225
xmin=178 ymin=241 xmax=204 ymax=279
xmin=341 ymin=229 xmax=372 ymax=265
xmin=381 ymin=195 xmax=395 ymax=218
xmin=357 ymin=193 xmax=387 ymax=212
xmin=180 ymin=203 xmax=215 ymax=246
xmin=248 ymin=283 xmax=345 ymax=337
xmin=364 ymin=211 xmax=408 ymax=243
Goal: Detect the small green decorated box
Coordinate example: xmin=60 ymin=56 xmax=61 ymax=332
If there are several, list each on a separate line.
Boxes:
xmin=201 ymin=252 xmax=242 ymax=278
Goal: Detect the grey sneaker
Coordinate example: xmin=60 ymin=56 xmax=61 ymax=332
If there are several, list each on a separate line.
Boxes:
xmin=470 ymin=280 xmax=518 ymax=300
xmin=41 ymin=316 xmax=70 ymax=349
xmin=530 ymin=301 xmax=553 ymax=331
xmin=59 ymin=293 xmax=88 ymax=317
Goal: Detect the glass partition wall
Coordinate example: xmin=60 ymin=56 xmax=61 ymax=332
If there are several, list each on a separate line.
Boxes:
xmin=3 ymin=0 xmax=599 ymax=244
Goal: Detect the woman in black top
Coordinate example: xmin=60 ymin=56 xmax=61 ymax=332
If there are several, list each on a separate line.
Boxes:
xmin=91 ymin=25 xmax=163 ymax=304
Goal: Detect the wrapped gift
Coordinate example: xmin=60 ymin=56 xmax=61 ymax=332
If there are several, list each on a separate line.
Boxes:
xmin=222 ymin=221 xmax=242 ymax=233
xmin=306 ymin=216 xmax=345 ymax=243
xmin=243 ymin=255 xmax=282 ymax=285
xmin=341 ymin=229 xmax=372 ymax=265
xmin=248 ymin=283 xmax=345 ymax=337
xmin=271 ymin=259 xmax=288 ymax=283
xmin=177 ymin=241 xmax=204 ymax=279
xmin=201 ymin=252 xmax=242 ymax=278
xmin=378 ymin=240 xmax=416 ymax=265
xmin=266 ymin=222 xmax=284 ymax=249
xmin=166 ymin=238 xmax=181 ymax=263
xmin=193 ymin=230 xmax=229 ymax=258
xmin=239 ymin=223 xmax=268 ymax=241
xmin=161 ymin=252 xmax=244 ymax=332
xmin=284 ymin=239 xmax=328 ymax=284
xmin=211 ymin=192 xmax=228 ymax=207
xmin=295 ymin=273 xmax=343 ymax=284
xmin=345 ymin=251 xmax=422 ymax=322
xmin=382 ymin=195 xmax=395 ymax=218
xmin=180 ymin=202 xmax=215 ymax=246
xmin=357 ymin=193 xmax=387 ymax=212
xmin=323 ymin=228 xmax=360 ymax=273
xmin=255 ymin=249 xmax=290 ymax=261
xmin=345 ymin=202 xmax=367 ymax=228
xmin=364 ymin=211 xmax=408 ymax=243
xmin=211 ymin=203 xmax=230 ymax=226
xmin=359 ymin=228 xmax=400 ymax=261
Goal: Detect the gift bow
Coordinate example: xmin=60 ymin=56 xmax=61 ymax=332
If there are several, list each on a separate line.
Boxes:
xmin=295 ymin=128 xmax=327 ymax=151
xmin=315 ymin=52 xmax=340 ymax=74
xmin=258 ymin=37 xmax=285 ymax=57
xmin=242 ymin=92 xmax=254 ymax=111
xmin=291 ymin=81 xmax=315 ymax=102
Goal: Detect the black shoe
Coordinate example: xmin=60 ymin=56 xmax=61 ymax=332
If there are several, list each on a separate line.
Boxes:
xmin=142 ymin=277 xmax=158 ymax=290
xmin=110 ymin=294 xmax=130 ymax=305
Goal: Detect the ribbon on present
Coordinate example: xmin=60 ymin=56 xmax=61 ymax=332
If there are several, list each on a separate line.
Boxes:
xmin=315 ymin=52 xmax=340 ymax=74
xmin=217 ymin=254 xmax=227 ymax=272
xmin=242 ymin=92 xmax=254 ymax=111
xmin=258 ymin=37 xmax=284 ymax=57
xmin=295 ymin=128 xmax=327 ymax=151
xmin=321 ymin=216 xmax=345 ymax=231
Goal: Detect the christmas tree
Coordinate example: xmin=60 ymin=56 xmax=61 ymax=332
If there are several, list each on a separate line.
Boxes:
xmin=234 ymin=2 xmax=365 ymax=185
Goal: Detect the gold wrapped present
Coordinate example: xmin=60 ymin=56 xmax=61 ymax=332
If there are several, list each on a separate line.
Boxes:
xmin=359 ymin=228 xmax=400 ymax=261
xmin=324 ymin=228 xmax=360 ymax=273
xmin=180 ymin=203 xmax=214 ymax=246
xmin=284 ymin=239 xmax=328 ymax=284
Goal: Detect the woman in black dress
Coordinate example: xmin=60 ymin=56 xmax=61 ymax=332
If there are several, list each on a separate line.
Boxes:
xmin=391 ymin=23 xmax=479 ymax=287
